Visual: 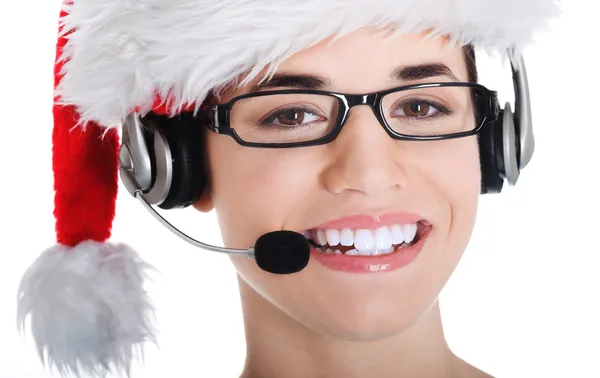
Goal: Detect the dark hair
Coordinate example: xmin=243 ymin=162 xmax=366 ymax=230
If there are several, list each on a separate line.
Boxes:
xmin=463 ymin=44 xmax=478 ymax=83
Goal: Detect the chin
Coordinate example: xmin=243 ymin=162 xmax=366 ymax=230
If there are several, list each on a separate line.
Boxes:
xmin=286 ymin=289 xmax=435 ymax=342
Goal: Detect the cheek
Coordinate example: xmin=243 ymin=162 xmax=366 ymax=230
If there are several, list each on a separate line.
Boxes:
xmin=446 ymin=138 xmax=481 ymax=236
xmin=411 ymin=137 xmax=481 ymax=288
xmin=417 ymin=137 xmax=482 ymax=202
xmin=206 ymin=134 xmax=319 ymax=248
xmin=405 ymin=137 xmax=482 ymax=236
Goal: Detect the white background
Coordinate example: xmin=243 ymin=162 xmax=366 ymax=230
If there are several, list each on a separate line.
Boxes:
xmin=1 ymin=0 xmax=599 ymax=377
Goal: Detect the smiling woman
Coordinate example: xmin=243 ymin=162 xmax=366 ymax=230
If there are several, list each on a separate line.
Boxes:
xmin=192 ymin=32 xmax=490 ymax=377
xmin=15 ymin=1 xmax=561 ymax=378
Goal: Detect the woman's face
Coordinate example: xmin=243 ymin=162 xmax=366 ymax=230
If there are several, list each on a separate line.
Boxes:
xmin=195 ymin=29 xmax=481 ymax=340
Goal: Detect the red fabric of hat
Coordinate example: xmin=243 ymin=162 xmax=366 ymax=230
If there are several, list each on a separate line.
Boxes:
xmin=17 ymin=10 xmax=156 ymax=378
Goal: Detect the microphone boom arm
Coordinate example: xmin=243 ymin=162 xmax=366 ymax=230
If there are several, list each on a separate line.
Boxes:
xmin=132 ymin=190 xmax=256 ymax=259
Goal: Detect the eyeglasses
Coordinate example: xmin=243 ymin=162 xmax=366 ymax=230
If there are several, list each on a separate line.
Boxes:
xmin=199 ymin=82 xmax=499 ymax=148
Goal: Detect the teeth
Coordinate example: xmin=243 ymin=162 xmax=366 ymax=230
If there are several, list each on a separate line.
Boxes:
xmin=354 ymin=229 xmax=375 ymax=250
xmin=390 ymin=225 xmax=404 ymax=244
xmin=316 ymin=230 xmax=328 ymax=245
xmin=374 ymin=227 xmax=393 ymax=250
xmin=401 ymin=224 xmax=417 ymax=243
xmin=326 ymin=229 xmax=340 ymax=246
xmin=309 ymin=223 xmax=420 ymax=253
xmin=340 ymin=228 xmax=354 ymax=246
xmin=356 ymin=245 xmax=395 ymax=256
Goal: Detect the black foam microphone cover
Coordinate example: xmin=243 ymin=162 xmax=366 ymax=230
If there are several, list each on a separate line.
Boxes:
xmin=254 ymin=231 xmax=310 ymax=274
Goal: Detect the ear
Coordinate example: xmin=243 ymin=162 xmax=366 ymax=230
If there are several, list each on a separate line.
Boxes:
xmin=192 ymin=187 xmax=214 ymax=213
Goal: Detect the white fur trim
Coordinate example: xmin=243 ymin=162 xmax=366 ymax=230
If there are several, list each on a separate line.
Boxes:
xmin=17 ymin=241 xmax=156 ymax=377
xmin=56 ymin=0 xmax=561 ymax=127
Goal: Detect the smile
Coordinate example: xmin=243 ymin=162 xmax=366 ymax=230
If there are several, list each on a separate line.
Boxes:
xmin=305 ymin=222 xmax=420 ymax=256
xmin=301 ymin=213 xmax=432 ymax=273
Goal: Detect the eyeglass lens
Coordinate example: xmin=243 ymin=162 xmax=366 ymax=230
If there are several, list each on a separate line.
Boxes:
xmin=229 ymin=86 xmax=480 ymax=144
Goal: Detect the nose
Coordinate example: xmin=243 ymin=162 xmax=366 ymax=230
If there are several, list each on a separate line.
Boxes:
xmin=322 ymin=106 xmax=408 ymax=196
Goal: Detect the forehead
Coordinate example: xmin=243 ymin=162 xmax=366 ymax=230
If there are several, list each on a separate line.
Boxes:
xmin=235 ymin=29 xmax=468 ymax=95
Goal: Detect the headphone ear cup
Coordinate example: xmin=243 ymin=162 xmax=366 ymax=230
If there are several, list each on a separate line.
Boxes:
xmin=499 ymin=103 xmax=521 ymax=186
xmin=478 ymin=110 xmax=506 ymax=194
xmin=144 ymin=112 xmax=208 ymax=210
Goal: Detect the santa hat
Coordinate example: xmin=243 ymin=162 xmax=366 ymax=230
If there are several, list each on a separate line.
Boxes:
xmin=17 ymin=0 xmax=560 ymax=376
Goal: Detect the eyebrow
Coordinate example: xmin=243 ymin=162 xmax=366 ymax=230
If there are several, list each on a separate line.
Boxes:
xmin=390 ymin=63 xmax=460 ymax=82
xmin=249 ymin=63 xmax=459 ymax=92
xmin=250 ymin=74 xmax=331 ymax=92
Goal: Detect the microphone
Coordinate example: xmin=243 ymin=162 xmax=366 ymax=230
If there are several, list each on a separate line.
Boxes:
xmin=131 ymin=189 xmax=311 ymax=274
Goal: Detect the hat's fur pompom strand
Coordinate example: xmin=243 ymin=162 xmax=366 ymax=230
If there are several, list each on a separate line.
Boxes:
xmin=17 ymin=241 xmax=156 ymax=377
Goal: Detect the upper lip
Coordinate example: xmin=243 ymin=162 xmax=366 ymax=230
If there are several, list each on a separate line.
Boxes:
xmin=304 ymin=212 xmax=428 ymax=231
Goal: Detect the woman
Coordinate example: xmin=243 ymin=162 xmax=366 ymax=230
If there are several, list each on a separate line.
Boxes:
xmin=17 ymin=1 xmax=560 ymax=377
xmin=195 ymin=32 xmax=488 ymax=378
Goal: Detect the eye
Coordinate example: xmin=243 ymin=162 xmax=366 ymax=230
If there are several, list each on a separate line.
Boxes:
xmin=263 ymin=107 xmax=323 ymax=127
xmin=396 ymin=101 xmax=440 ymax=118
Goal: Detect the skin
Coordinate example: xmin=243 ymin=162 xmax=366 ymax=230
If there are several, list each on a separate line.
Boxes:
xmin=194 ymin=29 xmax=493 ymax=378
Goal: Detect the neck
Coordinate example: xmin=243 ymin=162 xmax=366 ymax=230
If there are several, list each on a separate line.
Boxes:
xmin=237 ymin=277 xmax=464 ymax=378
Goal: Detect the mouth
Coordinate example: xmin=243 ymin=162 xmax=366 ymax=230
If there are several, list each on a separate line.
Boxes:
xmin=301 ymin=217 xmax=430 ymax=257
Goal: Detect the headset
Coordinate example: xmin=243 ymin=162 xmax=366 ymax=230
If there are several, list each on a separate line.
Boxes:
xmin=117 ymin=55 xmax=534 ymax=274
xmin=120 ymin=55 xmax=534 ymax=207
xmin=479 ymin=56 xmax=534 ymax=194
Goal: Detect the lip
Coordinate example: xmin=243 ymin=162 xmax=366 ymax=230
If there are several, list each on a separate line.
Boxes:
xmin=310 ymin=222 xmax=432 ymax=273
xmin=308 ymin=213 xmax=427 ymax=231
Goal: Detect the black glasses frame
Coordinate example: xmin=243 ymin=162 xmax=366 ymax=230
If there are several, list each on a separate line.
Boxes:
xmin=199 ymin=82 xmax=500 ymax=148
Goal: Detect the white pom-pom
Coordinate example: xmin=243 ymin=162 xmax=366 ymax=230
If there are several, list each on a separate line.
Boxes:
xmin=17 ymin=240 xmax=157 ymax=377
